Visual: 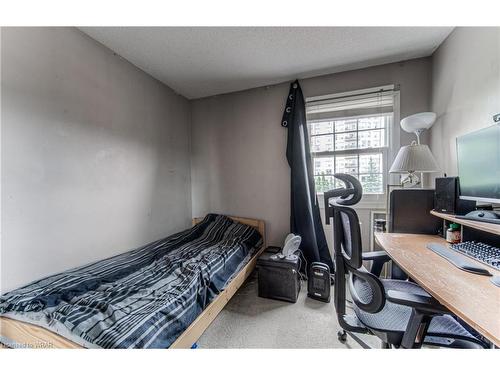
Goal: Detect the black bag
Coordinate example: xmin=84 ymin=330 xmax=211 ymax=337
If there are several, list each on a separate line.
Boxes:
xmin=257 ymin=249 xmax=300 ymax=303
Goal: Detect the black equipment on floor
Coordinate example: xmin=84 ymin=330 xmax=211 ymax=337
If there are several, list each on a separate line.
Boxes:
xmin=257 ymin=247 xmax=300 ymax=303
xmin=323 ymin=173 xmax=488 ymax=349
xmin=307 ymin=262 xmax=331 ymax=302
xmin=434 ymin=177 xmax=476 ymax=215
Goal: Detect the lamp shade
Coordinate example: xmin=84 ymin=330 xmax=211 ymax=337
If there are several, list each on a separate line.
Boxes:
xmin=400 ymin=112 xmax=436 ymax=134
xmin=389 ymin=143 xmax=440 ymax=173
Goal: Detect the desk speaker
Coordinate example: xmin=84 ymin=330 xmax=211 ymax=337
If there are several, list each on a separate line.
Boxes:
xmin=434 ymin=177 xmax=476 ymax=215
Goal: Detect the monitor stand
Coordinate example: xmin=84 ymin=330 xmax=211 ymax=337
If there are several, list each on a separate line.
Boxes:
xmin=457 ymin=210 xmax=500 ymax=225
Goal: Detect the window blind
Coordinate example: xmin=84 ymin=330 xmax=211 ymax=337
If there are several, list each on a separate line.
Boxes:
xmin=306 ymin=89 xmax=395 ymax=121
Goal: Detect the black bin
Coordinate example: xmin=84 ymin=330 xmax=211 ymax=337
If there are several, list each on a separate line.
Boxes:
xmin=257 ymin=248 xmax=300 ymax=303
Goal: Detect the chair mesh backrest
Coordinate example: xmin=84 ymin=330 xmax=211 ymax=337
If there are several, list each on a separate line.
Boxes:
xmin=334 ymin=206 xmax=362 ymax=269
xmin=334 ymin=205 xmax=385 ymax=314
xmin=340 ymin=212 xmax=353 ymax=257
xmin=352 ymin=274 xmax=374 ymax=305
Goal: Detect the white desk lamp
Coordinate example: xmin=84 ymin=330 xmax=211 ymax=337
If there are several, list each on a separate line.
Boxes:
xmin=389 ymin=142 xmax=440 ymax=186
xmin=390 ymin=112 xmax=440 ymax=187
xmin=400 ymin=112 xmax=436 ymax=145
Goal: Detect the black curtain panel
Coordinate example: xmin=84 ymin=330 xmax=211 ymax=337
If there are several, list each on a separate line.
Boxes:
xmin=281 ymin=80 xmax=334 ymax=272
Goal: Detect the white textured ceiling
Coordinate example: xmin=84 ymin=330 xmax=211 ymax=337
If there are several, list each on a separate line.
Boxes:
xmin=80 ymin=27 xmax=453 ymax=99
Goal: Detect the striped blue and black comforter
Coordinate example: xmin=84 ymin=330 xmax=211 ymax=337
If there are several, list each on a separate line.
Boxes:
xmin=0 ymin=214 xmax=262 ymax=348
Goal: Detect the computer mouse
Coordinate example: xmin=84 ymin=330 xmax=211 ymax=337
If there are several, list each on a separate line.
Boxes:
xmin=490 ymin=275 xmax=500 ymax=287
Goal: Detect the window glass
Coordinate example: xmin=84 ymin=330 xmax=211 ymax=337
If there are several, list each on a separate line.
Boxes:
xmin=310 ymin=134 xmax=334 ymax=152
xmin=310 ymin=121 xmax=334 ymax=135
xmin=308 ymin=113 xmax=392 ymax=195
xmin=335 ymin=132 xmax=357 ymax=151
xmin=335 ymin=119 xmax=357 ymax=133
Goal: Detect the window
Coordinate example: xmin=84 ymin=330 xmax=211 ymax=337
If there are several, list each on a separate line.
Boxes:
xmin=306 ymin=87 xmax=398 ymax=195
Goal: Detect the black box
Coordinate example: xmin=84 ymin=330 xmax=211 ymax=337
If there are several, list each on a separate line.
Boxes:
xmin=435 ymin=177 xmax=476 ymax=215
xmin=435 ymin=177 xmax=458 ymax=214
xmin=390 ymin=189 xmax=442 ymax=235
xmin=257 ymin=248 xmax=300 ymax=303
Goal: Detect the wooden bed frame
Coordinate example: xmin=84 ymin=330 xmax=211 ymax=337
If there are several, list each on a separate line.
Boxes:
xmin=0 ymin=215 xmax=265 ymax=349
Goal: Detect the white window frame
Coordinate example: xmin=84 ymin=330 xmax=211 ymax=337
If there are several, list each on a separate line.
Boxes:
xmin=307 ymin=85 xmax=400 ymax=209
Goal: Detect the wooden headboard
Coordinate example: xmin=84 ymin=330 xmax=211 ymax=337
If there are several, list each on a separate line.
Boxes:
xmin=192 ymin=215 xmax=266 ymax=248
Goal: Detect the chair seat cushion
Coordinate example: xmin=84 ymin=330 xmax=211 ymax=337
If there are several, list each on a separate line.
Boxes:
xmin=353 ymin=279 xmax=475 ymax=340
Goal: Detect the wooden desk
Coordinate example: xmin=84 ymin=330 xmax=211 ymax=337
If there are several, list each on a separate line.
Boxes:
xmin=375 ymin=232 xmax=500 ymax=347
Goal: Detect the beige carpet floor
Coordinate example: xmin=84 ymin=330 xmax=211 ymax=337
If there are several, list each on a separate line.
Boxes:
xmin=197 ymin=272 xmax=382 ymax=348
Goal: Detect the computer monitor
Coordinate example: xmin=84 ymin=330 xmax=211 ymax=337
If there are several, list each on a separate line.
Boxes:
xmin=456 ymin=124 xmax=500 ymax=204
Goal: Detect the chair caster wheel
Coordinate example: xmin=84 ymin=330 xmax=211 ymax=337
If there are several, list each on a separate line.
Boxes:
xmin=338 ymin=330 xmax=347 ymax=343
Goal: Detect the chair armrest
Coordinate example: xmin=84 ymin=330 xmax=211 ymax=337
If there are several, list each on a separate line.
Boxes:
xmin=386 ymin=290 xmax=448 ymax=315
xmin=362 ymin=251 xmax=390 ymax=261
xmin=363 ymin=251 xmax=391 ymax=277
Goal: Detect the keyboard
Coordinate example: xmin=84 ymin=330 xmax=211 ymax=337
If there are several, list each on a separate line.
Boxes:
xmin=450 ymin=241 xmax=500 ymax=271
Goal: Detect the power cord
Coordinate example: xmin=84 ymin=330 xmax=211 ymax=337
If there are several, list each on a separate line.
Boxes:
xmin=297 ymin=249 xmax=308 ymax=281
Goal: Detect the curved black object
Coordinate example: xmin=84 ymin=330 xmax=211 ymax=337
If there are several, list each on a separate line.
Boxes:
xmin=281 ymin=80 xmax=333 ymax=272
xmin=324 ymin=173 xmax=363 ymax=224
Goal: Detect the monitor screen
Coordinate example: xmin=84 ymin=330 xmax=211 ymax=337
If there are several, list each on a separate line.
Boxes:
xmin=457 ymin=124 xmax=500 ymax=203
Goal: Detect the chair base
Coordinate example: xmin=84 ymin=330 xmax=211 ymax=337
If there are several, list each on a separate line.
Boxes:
xmin=337 ymin=327 xmax=487 ymax=349
xmin=338 ymin=330 xmax=373 ymax=349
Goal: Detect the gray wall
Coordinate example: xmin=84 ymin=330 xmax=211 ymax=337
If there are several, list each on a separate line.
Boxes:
xmin=430 ymin=27 xmax=500 ymax=179
xmin=190 ymin=58 xmax=432 ymax=248
xmin=1 ymin=28 xmax=192 ymax=292
xmin=5 ymin=27 xmax=475 ymax=292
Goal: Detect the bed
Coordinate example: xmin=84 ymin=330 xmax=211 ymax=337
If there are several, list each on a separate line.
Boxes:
xmin=0 ymin=214 xmax=265 ymax=349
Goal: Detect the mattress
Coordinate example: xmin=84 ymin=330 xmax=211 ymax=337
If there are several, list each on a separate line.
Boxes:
xmin=0 ymin=214 xmax=262 ymax=348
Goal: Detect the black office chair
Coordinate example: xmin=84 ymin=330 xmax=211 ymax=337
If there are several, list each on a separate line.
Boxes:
xmin=324 ymin=179 xmax=390 ymax=279
xmin=326 ymin=174 xmax=488 ymax=349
